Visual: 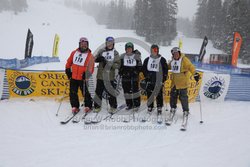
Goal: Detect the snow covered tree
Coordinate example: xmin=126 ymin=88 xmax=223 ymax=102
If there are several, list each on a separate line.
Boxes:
xmin=0 ymin=0 xmax=9 ymax=12
xmin=134 ymin=0 xmax=177 ymax=45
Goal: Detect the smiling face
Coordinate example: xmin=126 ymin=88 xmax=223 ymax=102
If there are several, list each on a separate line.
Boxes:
xmin=106 ymin=41 xmax=114 ymax=50
xmin=79 ymin=41 xmax=88 ymax=50
xmin=172 ymin=51 xmax=181 ymax=60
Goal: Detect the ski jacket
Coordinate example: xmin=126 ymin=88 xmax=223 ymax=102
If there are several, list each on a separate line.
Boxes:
xmin=95 ymin=47 xmax=120 ymax=81
xmin=119 ymin=52 xmax=142 ymax=81
xmin=168 ymin=53 xmax=196 ymax=89
xmin=142 ymin=54 xmax=168 ymax=84
xmin=65 ymin=48 xmax=94 ymax=80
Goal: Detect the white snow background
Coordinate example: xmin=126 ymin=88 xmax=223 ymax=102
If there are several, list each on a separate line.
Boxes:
xmin=0 ymin=1 xmax=250 ymax=167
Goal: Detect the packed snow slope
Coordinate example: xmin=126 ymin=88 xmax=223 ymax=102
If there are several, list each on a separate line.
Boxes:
xmin=0 ymin=1 xmax=250 ymax=167
xmin=0 ymin=99 xmax=250 ymax=167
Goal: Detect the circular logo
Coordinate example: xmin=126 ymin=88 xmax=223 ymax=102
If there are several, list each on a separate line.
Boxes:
xmin=203 ymin=76 xmax=226 ymax=99
xmin=9 ymin=72 xmax=36 ymax=96
xmin=15 ymin=76 xmax=31 ymax=89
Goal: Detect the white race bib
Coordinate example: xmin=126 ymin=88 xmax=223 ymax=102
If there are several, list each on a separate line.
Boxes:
xmin=171 ymin=57 xmax=183 ymax=73
xmin=102 ymin=50 xmax=114 ymax=62
xmin=147 ymin=57 xmax=161 ymax=72
xmin=124 ymin=54 xmax=136 ymax=67
xmin=73 ymin=52 xmax=88 ymax=66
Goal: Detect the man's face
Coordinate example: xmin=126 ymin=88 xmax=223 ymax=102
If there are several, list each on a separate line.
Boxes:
xmin=79 ymin=41 xmax=88 ymax=50
xmin=126 ymin=47 xmax=133 ymax=54
xmin=106 ymin=41 xmax=114 ymax=49
xmin=151 ymin=47 xmax=158 ymax=56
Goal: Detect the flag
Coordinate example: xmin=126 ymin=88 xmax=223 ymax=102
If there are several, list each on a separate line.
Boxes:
xmin=24 ymin=29 xmax=34 ymax=59
xmin=199 ymin=73 xmax=230 ymax=102
xmin=199 ymin=36 xmax=208 ymax=62
xmin=231 ymin=32 xmax=242 ymax=66
xmin=52 ymin=34 xmax=60 ymax=57
xmin=178 ymin=38 xmax=183 ymax=50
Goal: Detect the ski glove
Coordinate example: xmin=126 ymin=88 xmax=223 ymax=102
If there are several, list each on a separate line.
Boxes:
xmin=65 ymin=68 xmax=72 ymax=79
xmin=194 ymin=72 xmax=200 ymax=82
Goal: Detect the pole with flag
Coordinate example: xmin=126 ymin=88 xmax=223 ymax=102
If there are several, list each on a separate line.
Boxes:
xmin=52 ymin=34 xmax=60 ymax=57
xmin=24 ymin=29 xmax=34 ymax=59
xmin=198 ymin=36 xmax=208 ymax=62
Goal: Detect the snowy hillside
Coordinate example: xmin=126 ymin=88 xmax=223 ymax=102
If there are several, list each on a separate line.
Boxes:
xmin=0 ymin=0 xmax=222 ymax=70
xmin=0 ymin=1 xmax=250 ymax=167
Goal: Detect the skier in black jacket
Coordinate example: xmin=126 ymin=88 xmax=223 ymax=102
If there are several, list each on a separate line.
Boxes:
xmin=119 ymin=42 xmax=142 ymax=111
xmin=142 ymin=44 xmax=168 ymax=114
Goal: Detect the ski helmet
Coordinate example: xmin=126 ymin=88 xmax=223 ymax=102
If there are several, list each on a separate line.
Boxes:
xmin=105 ymin=36 xmax=115 ymax=43
xmin=125 ymin=42 xmax=134 ymax=51
xmin=79 ymin=37 xmax=89 ymax=46
xmin=171 ymin=47 xmax=181 ymax=54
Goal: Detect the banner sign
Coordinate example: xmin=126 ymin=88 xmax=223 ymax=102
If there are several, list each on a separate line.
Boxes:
xmin=199 ymin=72 xmax=230 ymax=102
xmin=0 ymin=69 xmax=5 ymax=99
xmin=6 ymin=70 xmax=69 ymax=98
xmin=140 ymin=72 xmax=203 ymax=103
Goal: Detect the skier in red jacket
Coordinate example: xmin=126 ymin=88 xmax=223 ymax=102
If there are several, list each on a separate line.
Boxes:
xmin=65 ymin=37 xmax=95 ymax=114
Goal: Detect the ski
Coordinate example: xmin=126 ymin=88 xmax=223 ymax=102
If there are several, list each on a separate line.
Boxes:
xmin=84 ymin=112 xmax=99 ymax=124
xmin=60 ymin=112 xmax=79 ymax=124
xmin=165 ymin=110 xmax=176 ymax=126
xmin=103 ymin=104 xmax=127 ymax=120
xmin=140 ymin=111 xmax=152 ymax=122
xmin=180 ymin=112 xmax=189 ymax=131
xmin=157 ymin=113 xmax=163 ymax=124
xmin=72 ymin=112 xmax=88 ymax=123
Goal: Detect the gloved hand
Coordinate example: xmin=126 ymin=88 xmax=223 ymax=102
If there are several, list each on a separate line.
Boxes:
xmin=133 ymin=49 xmax=141 ymax=55
xmin=65 ymin=68 xmax=72 ymax=79
xmin=194 ymin=72 xmax=200 ymax=82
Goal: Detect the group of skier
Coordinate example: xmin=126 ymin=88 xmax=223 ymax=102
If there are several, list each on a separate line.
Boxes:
xmin=65 ymin=36 xmax=200 ymax=124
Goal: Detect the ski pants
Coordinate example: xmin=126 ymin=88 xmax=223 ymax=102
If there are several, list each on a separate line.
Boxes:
xmin=69 ymin=79 xmax=93 ymax=109
xmin=94 ymin=79 xmax=117 ymax=109
xmin=146 ymin=82 xmax=163 ymax=108
xmin=170 ymin=86 xmax=189 ymax=112
xmin=122 ymin=79 xmax=140 ymax=108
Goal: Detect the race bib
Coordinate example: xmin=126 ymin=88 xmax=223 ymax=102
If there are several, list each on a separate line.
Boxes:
xmin=73 ymin=52 xmax=88 ymax=66
xmin=171 ymin=57 xmax=183 ymax=73
xmin=147 ymin=57 xmax=161 ymax=72
xmin=102 ymin=50 xmax=114 ymax=62
xmin=124 ymin=54 xmax=136 ymax=67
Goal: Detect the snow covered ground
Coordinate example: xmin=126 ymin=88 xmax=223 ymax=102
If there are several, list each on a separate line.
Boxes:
xmin=1 ymin=0 xmax=250 ymax=167
xmin=0 ymin=99 xmax=250 ymax=167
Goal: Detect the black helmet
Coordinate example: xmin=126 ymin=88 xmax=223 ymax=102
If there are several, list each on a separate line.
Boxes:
xmin=125 ymin=42 xmax=134 ymax=51
xmin=171 ymin=47 xmax=181 ymax=54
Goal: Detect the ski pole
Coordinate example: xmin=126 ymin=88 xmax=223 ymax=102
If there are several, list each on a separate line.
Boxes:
xmin=196 ymin=82 xmax=203 ymax=124
xmin=56 ymin=83 xmax=69 ymax=116
xmin=199 ymin=93 xmax=203 ymax=124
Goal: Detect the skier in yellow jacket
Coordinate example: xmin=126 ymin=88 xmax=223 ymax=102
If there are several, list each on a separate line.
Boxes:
xmin=167 ymin=47 xmax=200 ymax=124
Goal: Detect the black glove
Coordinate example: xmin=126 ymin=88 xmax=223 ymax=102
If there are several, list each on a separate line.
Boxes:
xmin=194 ymin=72 xmax=200 ymax=82
xmin=82 ymin=71 xmax=92 ymax=80
xmin=65 ymin=68 xmax=72 ymax=79
xmin=96 ymin=56 xmax=106 ymax=63
xmin=133 ymin=49 xmax=141 ymax=55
